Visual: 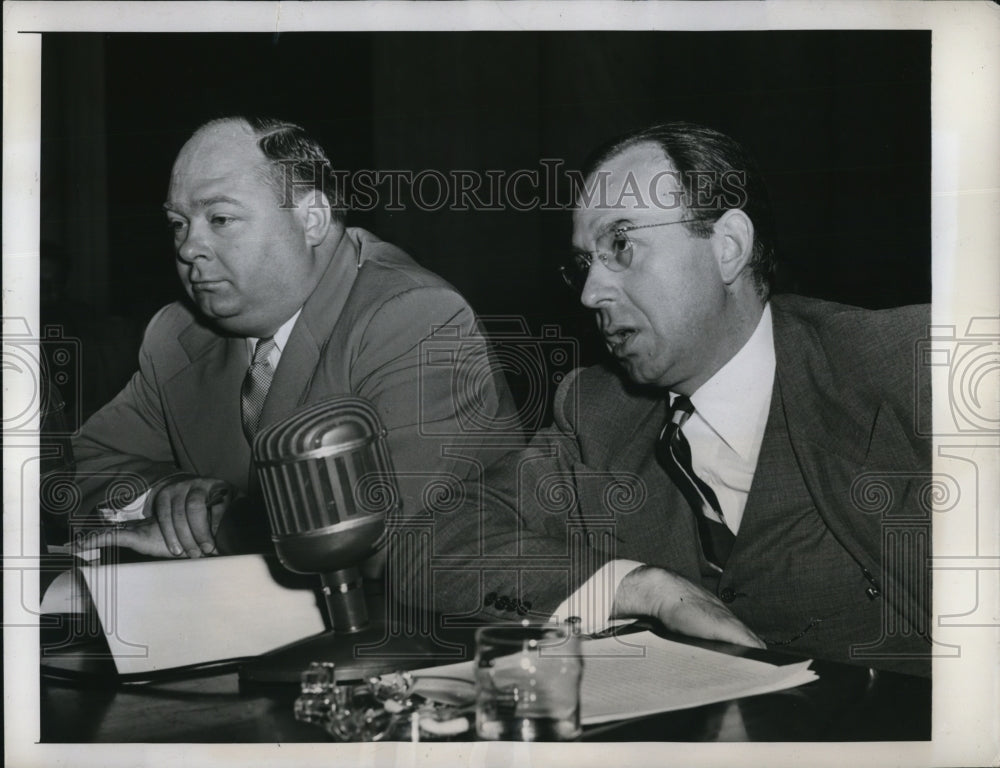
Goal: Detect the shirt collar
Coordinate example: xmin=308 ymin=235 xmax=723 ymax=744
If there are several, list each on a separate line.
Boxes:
xmin=245 ymin=308 xmax=302 ymax=359
xmin=684 ymin=303 xmax=775 ymax=459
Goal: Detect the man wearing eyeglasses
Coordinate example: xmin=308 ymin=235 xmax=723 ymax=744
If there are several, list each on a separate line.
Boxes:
xmin=411 ymin=122 xmax=932 ymax=676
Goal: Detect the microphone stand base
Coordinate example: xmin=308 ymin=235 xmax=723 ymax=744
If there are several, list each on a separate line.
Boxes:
xmin=239 ymin=578 xmax=473 ymax=685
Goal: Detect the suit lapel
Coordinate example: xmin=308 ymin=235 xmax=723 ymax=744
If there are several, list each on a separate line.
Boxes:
xmin=258 ymin=230 xmax=362 ymax=432
xmin=762 ymin=301 xmax=932 ymax=625
xmin=600 ymin=394 xmax=703 ymax=577
xmin=739 ymin=371 xmax=811 ymax=533
xmin=161 ymin=322 xmax=252 ymax=488
xmin=771 ymin=301 xmax=874 ymax=473
xmin=767 ymin=302 xmax=891 ymax=572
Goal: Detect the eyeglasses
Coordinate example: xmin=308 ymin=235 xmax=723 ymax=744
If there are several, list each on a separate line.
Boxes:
xmin=559 ymin=218 xmax=700 ymax=292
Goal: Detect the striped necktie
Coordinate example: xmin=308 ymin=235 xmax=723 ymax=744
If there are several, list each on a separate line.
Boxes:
xmin=655 ymin=395 xmax=736 ymax=570
xmin=240 ymin=337 xmax=277 ymax=442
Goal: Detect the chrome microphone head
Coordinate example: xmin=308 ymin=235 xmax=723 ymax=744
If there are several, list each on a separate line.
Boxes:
xmin=252 ymin=396 xmax=399 ymax=576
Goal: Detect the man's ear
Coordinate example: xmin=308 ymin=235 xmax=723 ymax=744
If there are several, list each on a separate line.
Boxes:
xmin=300 ymin=190 xmax=334 ymax=247
xmin=712 ymin=209 xmax=755 ymax=285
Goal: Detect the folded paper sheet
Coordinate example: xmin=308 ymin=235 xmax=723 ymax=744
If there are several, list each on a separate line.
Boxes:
xmin=413 ymin=631 xmax=817 ymax=725
xmin=40 ymin=555 xmax=326 ymax=675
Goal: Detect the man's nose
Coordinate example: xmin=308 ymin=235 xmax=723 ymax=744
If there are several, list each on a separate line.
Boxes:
xmin=580 ymin=261 xmax=618 ymax=309
xmin=176 ymin=223 xmax=211 ymax=263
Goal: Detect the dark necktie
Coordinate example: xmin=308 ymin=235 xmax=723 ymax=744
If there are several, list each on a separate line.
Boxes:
xmin=241 ymin=337 xmax=277 ymax=442
xmin=655 ymin=395 xmax=736 ymax=570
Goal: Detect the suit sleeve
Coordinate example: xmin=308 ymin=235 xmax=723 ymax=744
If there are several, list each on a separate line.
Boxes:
xmin=70 ymin=309 xmax=186 ymax=520
xmin=385 ymin=355 xmax=616 ymax=623
xmin=345 ymin=285 xmax=514 ymax=509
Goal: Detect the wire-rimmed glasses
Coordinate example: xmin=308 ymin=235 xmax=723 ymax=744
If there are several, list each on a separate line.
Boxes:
xmin=559 ymin=218 xmax=700 ymax=293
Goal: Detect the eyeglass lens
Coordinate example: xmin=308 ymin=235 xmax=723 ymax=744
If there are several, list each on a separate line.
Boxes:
xmin=561 ymin=230 xmax=632 ymax=291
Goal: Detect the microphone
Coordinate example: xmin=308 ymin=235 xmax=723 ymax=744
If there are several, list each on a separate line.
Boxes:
xmin=252 ymin=396 xmax=398 ymax=637
xmin=239 ymin=395 xmax=469 ymax=684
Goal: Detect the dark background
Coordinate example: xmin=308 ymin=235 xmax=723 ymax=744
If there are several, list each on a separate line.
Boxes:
xmin=40 ymin=31 xmax=930 ymax=423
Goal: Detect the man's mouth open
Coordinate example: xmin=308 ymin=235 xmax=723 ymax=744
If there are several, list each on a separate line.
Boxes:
xmin=604 ymin=327 xmax=637 ymax=354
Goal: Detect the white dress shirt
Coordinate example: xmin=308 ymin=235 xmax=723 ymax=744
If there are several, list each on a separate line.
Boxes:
xmin=681 ymin=303 xmax=775 ymax=534
xmin=101 ymin=310 xmax=303 ymax=522
xmin=550 ymin=305 xmax=776 ymax=632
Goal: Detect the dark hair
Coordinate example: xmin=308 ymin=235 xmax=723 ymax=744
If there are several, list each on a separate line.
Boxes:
xmin=580 ymin=122 xmax=777 ymax=299
xmin=201 ymin=116 xmax=347 ymax=224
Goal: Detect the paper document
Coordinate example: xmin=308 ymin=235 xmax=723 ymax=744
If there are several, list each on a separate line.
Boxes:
xmin=413 ymin=631 xmax=817 ymax=725
xmin=40 ymin=568 xmax=89 ymax=614
xmin=40 ymin=554 xmax=326 ymax=675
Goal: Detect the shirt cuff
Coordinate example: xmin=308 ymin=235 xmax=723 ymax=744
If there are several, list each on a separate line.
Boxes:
xmin=98 ymin=489 xmax=151 ymax=523
xmin=96 ymin=471 xmax=197 ymax=523
xmin=549 ymin=559 xmax=645 ymax=635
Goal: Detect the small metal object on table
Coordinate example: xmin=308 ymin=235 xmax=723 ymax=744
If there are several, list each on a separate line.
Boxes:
xmin=40 ymin=623 xmax=930 ymax=743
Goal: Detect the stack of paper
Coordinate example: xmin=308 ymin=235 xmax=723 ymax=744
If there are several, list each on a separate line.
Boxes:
xmin=40 ymin=555 xmax=326 ymax=675
xmin=413 ymin=631 xmax=817 ymax=724
xmin=41 ymin=557 xmax=817 ymax=715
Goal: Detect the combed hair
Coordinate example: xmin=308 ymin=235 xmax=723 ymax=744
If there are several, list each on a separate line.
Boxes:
xmin=202 ymin=116 xmax=347 ymax=224
xmin=580 ymin=122 xmax=777 ymax=299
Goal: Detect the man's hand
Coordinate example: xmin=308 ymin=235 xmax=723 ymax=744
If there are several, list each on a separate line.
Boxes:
xmin=149 ymin=476 xmax=234 ymax=557
xmin=612 ymin=565 xmax=765 ymax=649
xmin=73 ymin=476 xmax=235 ymax=559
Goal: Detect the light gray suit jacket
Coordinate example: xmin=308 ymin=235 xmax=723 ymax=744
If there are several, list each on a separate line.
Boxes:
xmin=72 ymin=228 xmax=517 ymax=534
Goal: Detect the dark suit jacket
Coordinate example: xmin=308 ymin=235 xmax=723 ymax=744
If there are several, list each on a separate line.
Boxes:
xmin=72 ymin=228 xmax=517 ymax=537
xmin=412 ymin=295 xmax=931 ymax=670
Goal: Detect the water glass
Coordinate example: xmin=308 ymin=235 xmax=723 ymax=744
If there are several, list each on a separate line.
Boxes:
xmin=474 ymin=624 xmax=582 ymax=741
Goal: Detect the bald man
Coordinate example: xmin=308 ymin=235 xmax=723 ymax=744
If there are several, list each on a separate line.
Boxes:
xmin=72 ymin=116 xmax=515 ymax=565
xmin=412 ymin=123 xmax=932 ymax=676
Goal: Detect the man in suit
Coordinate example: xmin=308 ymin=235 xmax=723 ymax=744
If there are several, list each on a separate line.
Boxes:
xmin=72 ymin=116 xmax=516 ymax=564
xmin=406 ymin=123 xmax=932 ymax=675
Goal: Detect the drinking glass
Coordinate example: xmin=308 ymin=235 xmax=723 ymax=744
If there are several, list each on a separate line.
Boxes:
xmin=474 ymin=624 xmax=582 ymax=741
